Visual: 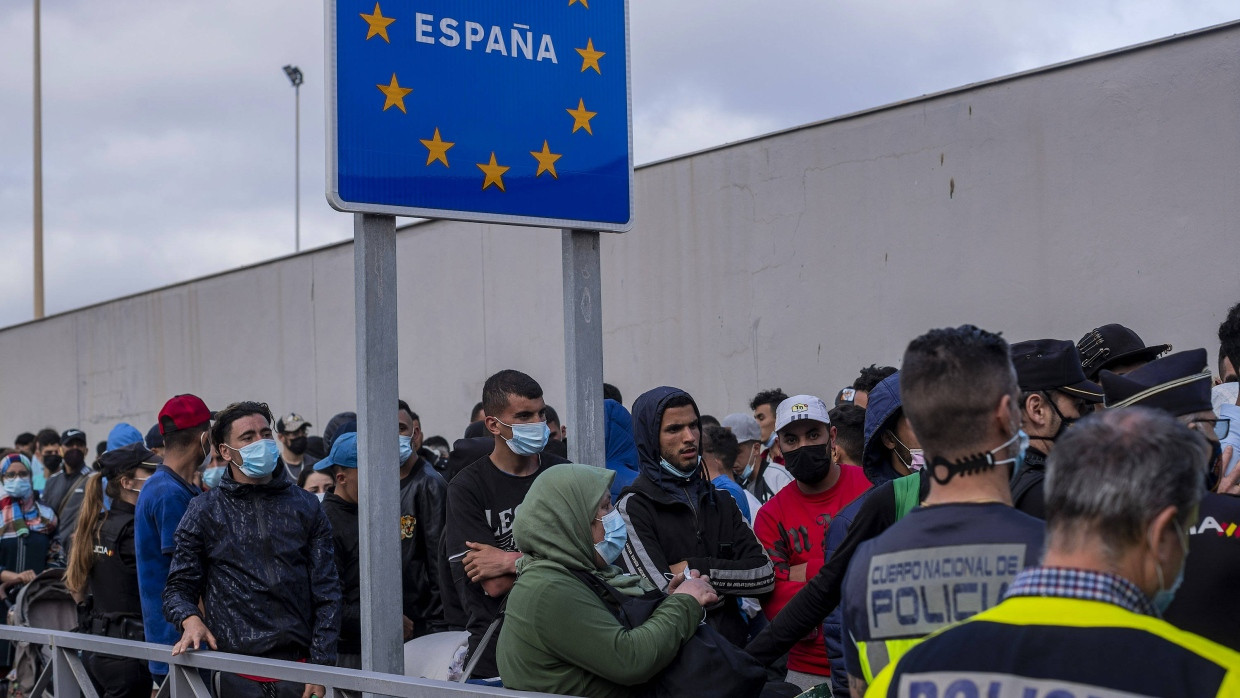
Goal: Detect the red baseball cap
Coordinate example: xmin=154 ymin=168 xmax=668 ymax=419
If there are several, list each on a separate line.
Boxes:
xmin=158 ymin=394 xmax=212 ymax=435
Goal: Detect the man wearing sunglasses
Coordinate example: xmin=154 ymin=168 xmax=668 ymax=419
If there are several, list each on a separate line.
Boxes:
xmin=1009 ymin=339 xmax=1104 ymax=519
xmin=1101 ymin=348 xmax=1240 ymax=650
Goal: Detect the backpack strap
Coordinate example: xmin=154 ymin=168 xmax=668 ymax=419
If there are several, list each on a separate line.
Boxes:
xmin=892 ymin=473 xmax=922 ymax=520
xmin=458 ymin=595 xmax=507 ymax=683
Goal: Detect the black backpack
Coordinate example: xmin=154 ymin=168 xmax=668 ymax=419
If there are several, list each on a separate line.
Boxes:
xmin=570 ymin=570 xmax=767 ymax=698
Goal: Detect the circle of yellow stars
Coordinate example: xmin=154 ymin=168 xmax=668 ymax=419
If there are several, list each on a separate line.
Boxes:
xmin=358 ymin=0 xmax=605 ymax=192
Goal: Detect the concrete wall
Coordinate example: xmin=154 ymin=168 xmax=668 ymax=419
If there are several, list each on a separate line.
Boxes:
xmin=2 ymin=22 xmax=1239 ymax=443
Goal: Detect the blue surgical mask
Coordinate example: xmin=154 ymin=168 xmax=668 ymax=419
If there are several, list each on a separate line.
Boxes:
xmin=660 ymin=456 xmax=698 ymax=481
xmin=202 ymin=466 xmax=226 ymax=489
xmin=496 ymin=419 xmax=550 ymax=456
xmin=992 ymin=429 xmax=1029 ymax=476
xmin=399 ymin=435 xmax=415 ymax=465
xmin=229 ymin=439 xmax=281 ymax=478
xmin=1153 ymin=520 xmax=1188 ymax=614
xmin=741 ymin=463 xmax=755 ymax=482
xmin=594 ymin=509 xmax=627 ymax=565
xmin=3 ymin=477 xmax=31 ymax=500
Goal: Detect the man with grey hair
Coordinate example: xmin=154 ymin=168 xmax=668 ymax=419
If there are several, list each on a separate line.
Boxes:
xmin=840 ymin=326 xmax=1044 ymax=697
xmin=866 ymin=408 xmax=1240 ymax=697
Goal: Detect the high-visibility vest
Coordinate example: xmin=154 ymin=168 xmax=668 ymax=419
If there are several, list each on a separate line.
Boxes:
xmin=866 ymin=595 xmax=1240 ymax=697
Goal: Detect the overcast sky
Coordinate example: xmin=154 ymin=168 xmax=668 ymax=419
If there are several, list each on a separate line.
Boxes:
xmin=0 ymin=1 xmax=1235 ymax=329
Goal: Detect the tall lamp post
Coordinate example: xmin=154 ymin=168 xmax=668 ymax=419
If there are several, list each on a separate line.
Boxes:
xmin=283 ymin=65 xmax=303 ymax=253
xmin=33 ymin=0 xmax=44 ymax=318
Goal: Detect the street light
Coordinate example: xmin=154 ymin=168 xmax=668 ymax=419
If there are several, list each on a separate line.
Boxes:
xmin=33 ymin=0 xmax=44 ymax=318
xmin=283 ymin=65 xmax=304 ymax=253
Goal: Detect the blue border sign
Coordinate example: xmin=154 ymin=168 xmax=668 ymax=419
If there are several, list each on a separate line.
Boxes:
xmin=327 ymin=0 xmax=633 ymax=232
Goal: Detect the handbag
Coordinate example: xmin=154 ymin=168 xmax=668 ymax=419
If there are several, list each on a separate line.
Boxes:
xmin=571 ymin=570 xmax=767 ymax=698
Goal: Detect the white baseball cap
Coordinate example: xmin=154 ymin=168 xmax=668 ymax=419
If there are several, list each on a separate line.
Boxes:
xmin=774 ymin=395 xmax=831 ymax=433
xmin=721 ymin=413 xmax=762 ymax=443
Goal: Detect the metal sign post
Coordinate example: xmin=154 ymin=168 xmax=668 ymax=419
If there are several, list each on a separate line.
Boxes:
xmin=562 ymin=229 xmax=606 ymax=468
xmin=353 ymin=212 xmax=403 ymax=678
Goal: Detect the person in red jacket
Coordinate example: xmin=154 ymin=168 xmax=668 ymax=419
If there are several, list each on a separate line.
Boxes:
xmin=754 ymin=394 xmax=871 ymax=692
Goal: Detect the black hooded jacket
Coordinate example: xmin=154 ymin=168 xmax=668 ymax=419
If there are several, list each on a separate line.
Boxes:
xmin=321 ymin=493 xmax=363 ymax=655
xmin=617 ymin=386 xmax=774 ymax=646
xmin=163 ymin=466 xmax=340 ymax=664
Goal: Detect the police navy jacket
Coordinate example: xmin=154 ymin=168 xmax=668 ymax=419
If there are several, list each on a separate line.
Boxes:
xmin=616 ymin=386 xmax=774 ymax=647
xmin=162 ymin=466 xmax=340 ymax=664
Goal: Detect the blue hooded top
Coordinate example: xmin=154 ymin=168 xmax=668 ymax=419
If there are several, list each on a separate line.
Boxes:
xmin=603 ymin=399 xmax=640 ymax=501
xmin=861 ymin=372 xmax=905 ymax=486
xmin=628 ymin=386 xmax=709 ymax=507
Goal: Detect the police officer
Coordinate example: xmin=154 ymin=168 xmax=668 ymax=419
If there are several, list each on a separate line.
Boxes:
xmin=866 ymin=409 xmax=1240 ymax=697
xmin=840 ymin=326 xmax=1044 ymax=696
xmin=1009 ymin=339 xmax=1103 ymax=518
xmin=1101 ymin=349 xmax=1240 ymax=650
xmin=64 ymin=442 xmax=160 ymax=698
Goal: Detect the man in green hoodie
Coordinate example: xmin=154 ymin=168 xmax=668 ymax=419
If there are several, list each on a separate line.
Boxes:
xmin=498 ymin=463 xmax=718 ymax=697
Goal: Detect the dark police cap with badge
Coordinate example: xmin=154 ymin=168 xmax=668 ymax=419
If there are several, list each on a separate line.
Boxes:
xmin=1077 ymin=324 xmax=1171 ymax=381
xmin=1100 ymin=348 xmax=1212 ymax=416
xmin=97 ymin=442 xmax=162 ymax=480
xmin=1010 ymin=339 xmax=1104 ymax=402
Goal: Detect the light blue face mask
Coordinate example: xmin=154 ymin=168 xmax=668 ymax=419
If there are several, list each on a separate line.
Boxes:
xmin=992 ymin=429 xmax=1029 ymax=476
xmin=229 ymin=439 xmax=281 ymax=478
xmin=399 ymin=435 xmax=415 ymax=464
xmin=660 ymin=456 xmax=699 ymax=480
xmin=497 ymin=419 xmax=550 ymax=456
xmin=594 ymin=509 xmax=627 ymax=565
xmin=3 ymin=476 xmax=32 ymax=500
xmin=202 ymin=466 xmax=227 ymax=489
xmin=1153 ymin=520 xmax=1189 ymax=614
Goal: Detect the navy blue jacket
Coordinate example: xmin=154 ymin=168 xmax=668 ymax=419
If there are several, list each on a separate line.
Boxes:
xmin=163 ymin=466 xmax=340 ymax=664
xmin=861 ymin=373 xmax=904 ymax=486
xmin=603 ymin=399 xmax=640 ymax=501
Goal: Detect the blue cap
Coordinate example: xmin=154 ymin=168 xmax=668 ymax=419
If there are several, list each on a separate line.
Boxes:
xmin=107 ymin=423 xmax=144 ymax=452
xmin=315 ymin=431 xmax=358 ymax=471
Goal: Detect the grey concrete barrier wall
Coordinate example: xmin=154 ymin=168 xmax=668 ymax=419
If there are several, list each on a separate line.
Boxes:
xmin=2 ymin=22 xmax=1238 ymax=444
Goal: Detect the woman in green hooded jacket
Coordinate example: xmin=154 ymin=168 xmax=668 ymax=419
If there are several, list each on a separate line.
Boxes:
xmin=497 ymin=463 xmax=720 ymax=697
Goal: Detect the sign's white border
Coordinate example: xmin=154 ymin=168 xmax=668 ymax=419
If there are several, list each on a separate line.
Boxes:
xmin=325 ymin=0 xmax=634 ymax=233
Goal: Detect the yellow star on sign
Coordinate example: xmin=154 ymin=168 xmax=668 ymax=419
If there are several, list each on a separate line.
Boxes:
xmin=530 ymin=141 xmax=563 ymax=179
xmin=360 ymin=3 xmax=396 ymax=43
xmin=420 ymin=128 xmax=454 ymax=167
xmin=477 ymin=152 xmax=510 ymax=191
xmin=567 ymin=98 xmax=597 ymax=134
xmin=569 ymin=0 xmax=588 ymax=7
xmin=575 ymin=39 xmax=605 ymax=74
xmin=376 ymin=74 xmax=413 ymax=113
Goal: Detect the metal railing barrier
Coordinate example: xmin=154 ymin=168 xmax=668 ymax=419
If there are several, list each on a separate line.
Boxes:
xmin=0 ymin=626 xmax=557 ymax=698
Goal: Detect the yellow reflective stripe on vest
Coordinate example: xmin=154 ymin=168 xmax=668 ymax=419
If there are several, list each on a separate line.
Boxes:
xmin=865 ymin=596 xmax=1240 ymax=698
xmin=858 ymin=637 xmax=923 ymax=683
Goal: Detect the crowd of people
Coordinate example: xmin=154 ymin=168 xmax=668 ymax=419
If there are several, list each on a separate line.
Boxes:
xmin=2 ymin=305 xmax=1240 ymax=698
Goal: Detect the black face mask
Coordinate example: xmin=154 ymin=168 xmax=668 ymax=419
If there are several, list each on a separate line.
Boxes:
xmin=785 ymin=444 xmax=833 ymax=485
xmin=287 ymin=436 xmax=309 ymax=456
xmin=1043 ymin=393 xmax=1077 ymax=441
xmin=62 ymin=449 xmax=85 ymax=470
xmin=42 ymin=453 xmax=62 ymax=472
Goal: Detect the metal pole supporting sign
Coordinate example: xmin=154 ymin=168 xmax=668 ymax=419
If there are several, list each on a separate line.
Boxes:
xmin=563 ymin=229 xmax=607 ymax=469
xmin=353 ymin=212 xmax=403 ymax=684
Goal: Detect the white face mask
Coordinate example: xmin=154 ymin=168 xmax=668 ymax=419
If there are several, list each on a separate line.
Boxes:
xmin=315 ymin=492 xmax=326 ymax=503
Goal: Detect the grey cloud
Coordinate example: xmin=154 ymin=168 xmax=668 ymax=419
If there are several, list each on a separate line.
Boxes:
xmin=0 ymin=0 xmax=1235 ymax=327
